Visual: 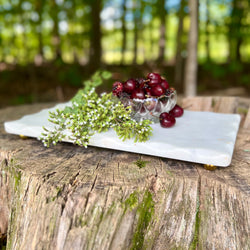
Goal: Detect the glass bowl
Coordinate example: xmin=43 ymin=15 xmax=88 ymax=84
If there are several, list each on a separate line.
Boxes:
xmin=119 ymin=90 xmax=177 ymax=123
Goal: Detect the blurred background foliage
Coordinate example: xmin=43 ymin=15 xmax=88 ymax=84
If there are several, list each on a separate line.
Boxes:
xmin=0 ymin=0 xmax=249 ymax=107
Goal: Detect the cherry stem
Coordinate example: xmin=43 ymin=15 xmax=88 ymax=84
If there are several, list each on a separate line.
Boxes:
xmin=149 ymin=112 xmax=159 ymax=118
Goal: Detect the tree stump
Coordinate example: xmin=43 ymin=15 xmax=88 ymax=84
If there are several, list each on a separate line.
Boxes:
xmin=0 ymin=97 xmax=249 ymax=250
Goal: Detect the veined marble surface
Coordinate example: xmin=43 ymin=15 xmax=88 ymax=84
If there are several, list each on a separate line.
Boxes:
xmin=4 ymin=102 xmax=241 ymax=167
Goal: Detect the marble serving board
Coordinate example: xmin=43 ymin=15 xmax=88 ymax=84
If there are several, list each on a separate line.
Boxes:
xmin=4 ymin=102 xmax=241 ymax=167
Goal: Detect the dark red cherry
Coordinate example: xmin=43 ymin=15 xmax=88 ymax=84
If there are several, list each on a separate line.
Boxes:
xmin=147 ymin=72 xmax=162 ymax=82
xmin=160 ymin=79 xmax=169 ymax=90
xmin=112 ymin=81 xmax=123 ymax=96
xmin=131 ymin=88 xmax=145 ymax=99
xmin=170 ymin=104 xmax=184 ymax=118
xmin=147 ymin=73 xmax=162 ymax=87
xmin=148 ymin=79 xmax=160 ymax=87
xmin=159 ymin=112 xmax=168 ymax=119
xmin=123 ymin=79 xmax=137 ymax=93
xmin=159 ymin=112 xmax=176 ymax=128
xmin=151 ymin=84 xmax=165 ymax=96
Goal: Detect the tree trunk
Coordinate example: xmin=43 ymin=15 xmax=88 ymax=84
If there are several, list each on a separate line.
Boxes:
xmin=205 ymin=0 xmax=210 ymax=62
xmin=71 ymin=0 xmax=79 ymax=64
xmin=157 ymin=0 xmax=167 ymax=63
xmin=88 ymin=0 xmax=102 ymax=70
xmin=184 ymin=0 xmax=198 ymax=97
xmin=51 ymin=0 xmax=61 ymax=61
xmin=35 ymin=0 xmax=45 ymax=64
xmin=0 ymin=97 xmax=250 ymax=249
xmin=174 ymin=0 xmax=186 ymax=91
xmin=10 ymin=25 xmax=18 ymax=64
xmin=139 ymin=0 xmax=145 ymax=63
xmin=121 ymin=0 xmax=127 ymax=65
xmin=228 ymin=0 xmax=237 ymax=62
xmin=236 ymin=37 xmax=243 ymax=62
xmin=228 ymin=0 xmax=243 ymax=62
xmin=17 ymin=0 xmax=28 ymax=63
xmin=132 ymin=0 xmax=140 ymax=65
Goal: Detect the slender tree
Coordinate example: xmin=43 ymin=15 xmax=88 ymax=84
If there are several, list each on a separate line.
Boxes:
xmin=51 ymin=0 xmax=62 ymax=60
xmin=228 ymin=0 xmax=244 ymax=62
xmin=174 ymin=0 xmax=186 ymax=90
xmin=139 ymin=0 xmax=145 ymax=63
xmin=88 ymin=0 xmax=102 ymax=69
xmin=68 ymin=0 xmax=79 ymax=63
xmin=157 ymin=0 xmax=167 ymax=63
xmin=0 ymin=9 xmax=5 ymax=61
xmin=35 ymin=0 xmax=45 ymax=62
xmin=9 ymin=5 xmax=18 ymax=63
xmin=205 ymin=0 xmax=210 ymax=62
xmin=121 ymin=0 xmax=127 ymax=64
xmin=132 ymin=0 xmax=140 ymax=64
xmin=18 ymin=0 xmax=30 ymax=63
xmin=184 ymin=0 xmax=199 ymax=97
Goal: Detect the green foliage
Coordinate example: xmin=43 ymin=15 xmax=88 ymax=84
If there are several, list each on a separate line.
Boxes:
xmin=1 ymin=0 xmax=250 ymax=65
xmin=241 ymin=74 xmax=250 ymax=86
xmin=40 ymin=71 xmax=153 ymax=148
xmin=134 ymin=159 xmax=149 ymax=169
xmin=203 ymin=62 xmax=227 ymax=78
xmin=228 ymin=61 xmax=243 ymax=73
xmin=10 ymin=95 xmax=34 ymax=105
xmin=58 ymin=66 xmax=83 ymax=87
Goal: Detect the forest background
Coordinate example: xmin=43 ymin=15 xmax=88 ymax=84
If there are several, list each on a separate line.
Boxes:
xmin=0 ymin=0 xmax=249 ymax=107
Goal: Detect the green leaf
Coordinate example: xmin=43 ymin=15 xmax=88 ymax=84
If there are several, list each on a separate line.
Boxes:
xmin=101 ymin=71 xmax=112 ymax=79
xmin=134 ymin=159 xmax=149 ymax=169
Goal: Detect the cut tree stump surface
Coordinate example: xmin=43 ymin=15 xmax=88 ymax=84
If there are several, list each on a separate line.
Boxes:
xmin=0 ymin=97 xmax=249 ymax=250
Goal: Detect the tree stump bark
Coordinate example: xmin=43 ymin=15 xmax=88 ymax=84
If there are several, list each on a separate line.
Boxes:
xmin=0 ymin=97 xmax=249 ymax=250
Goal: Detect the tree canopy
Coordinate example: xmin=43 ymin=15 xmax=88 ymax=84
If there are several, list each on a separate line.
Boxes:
xmin=0 ymin=0 xmax=249 ymax=65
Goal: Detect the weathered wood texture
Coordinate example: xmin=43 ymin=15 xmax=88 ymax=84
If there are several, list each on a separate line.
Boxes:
xmin=0 ymin=97 xmax=249 ymax=250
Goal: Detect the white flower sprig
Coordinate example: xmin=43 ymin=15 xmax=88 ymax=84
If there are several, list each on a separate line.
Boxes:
xmin=40 ymin=71 xmax=153 ymax=148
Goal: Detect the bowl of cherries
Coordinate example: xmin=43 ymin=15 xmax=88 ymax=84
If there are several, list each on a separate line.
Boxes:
xmin=112 ymin=72 xmax=184 ymax=128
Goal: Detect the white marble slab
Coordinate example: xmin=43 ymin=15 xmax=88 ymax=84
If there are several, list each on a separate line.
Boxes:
xmin=4 ymin=102 xmax=241 ymax=167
